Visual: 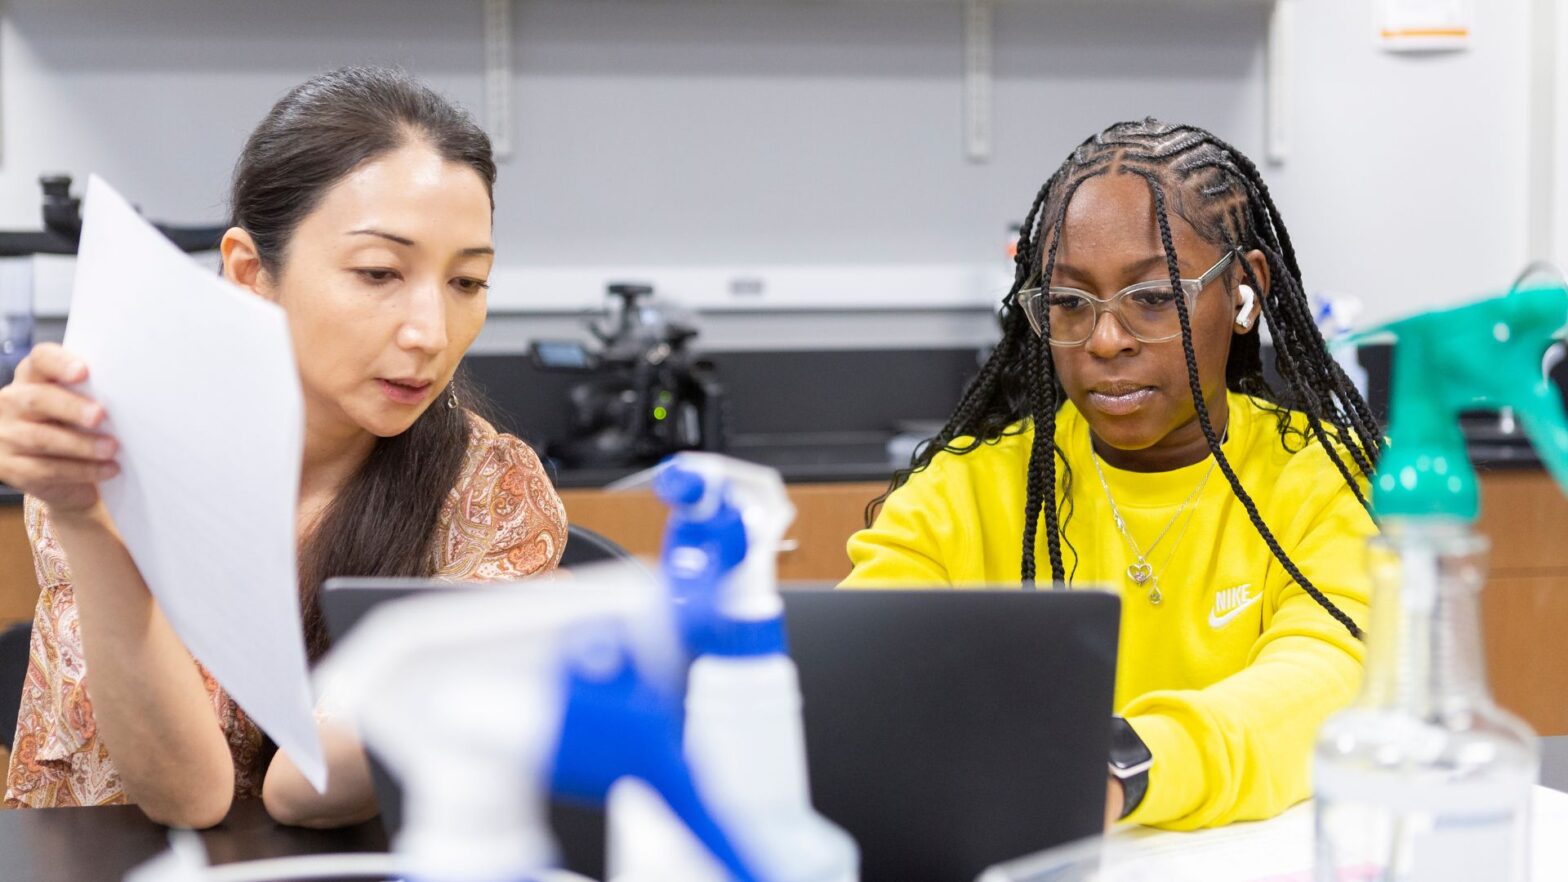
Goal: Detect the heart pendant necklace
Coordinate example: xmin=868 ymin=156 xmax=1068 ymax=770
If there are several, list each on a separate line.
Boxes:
xmin=1090 ymin=443 xmax=1218 ymax=606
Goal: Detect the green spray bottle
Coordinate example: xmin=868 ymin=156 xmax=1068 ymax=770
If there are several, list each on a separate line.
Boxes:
xmin=1313 ymin=285 xmax=1568 ymax=882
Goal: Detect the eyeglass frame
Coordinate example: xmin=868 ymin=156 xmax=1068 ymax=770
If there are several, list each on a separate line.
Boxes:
xmin=1016 ymin=251 xmax=1237 ymax=346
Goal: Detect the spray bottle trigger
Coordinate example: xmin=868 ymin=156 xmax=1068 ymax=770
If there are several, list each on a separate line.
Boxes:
xmin=1495 ymin=287 xmax=1568 ymax=498
xmin=654 ymin=464 xmax=707 ymax=507
xmin=1512 ymin=382 xmax=1568 ymax=496
xmin=551 ymin=647 xmax=761 ymax=882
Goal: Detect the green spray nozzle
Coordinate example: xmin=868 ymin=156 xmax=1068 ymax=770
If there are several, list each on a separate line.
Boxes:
xmin=1353 ymin=285 xmax=1568 ymax=520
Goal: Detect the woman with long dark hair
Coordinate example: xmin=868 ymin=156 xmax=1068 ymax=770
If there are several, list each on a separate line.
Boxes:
xmin=0 ymin=67 xmax=566 ymax=827
xmin=844 ymin=119 xmax=1380 ymax=830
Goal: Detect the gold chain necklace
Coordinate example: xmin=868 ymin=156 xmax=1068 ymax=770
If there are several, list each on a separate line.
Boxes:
xmin=1090 ymin=446 xmax=1218 ymax=606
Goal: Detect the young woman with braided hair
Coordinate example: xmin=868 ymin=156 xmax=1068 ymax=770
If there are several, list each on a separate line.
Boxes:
xmin=842 ymin=119 xmax=1380 ymax=830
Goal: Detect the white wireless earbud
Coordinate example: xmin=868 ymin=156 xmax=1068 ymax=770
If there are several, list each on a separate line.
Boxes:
xmin=1234 ymin=285 xmax=1257 ymax=330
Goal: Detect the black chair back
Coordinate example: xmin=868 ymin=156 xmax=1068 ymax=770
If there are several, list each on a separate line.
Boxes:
xmin=559 ymin=524 xmax=635 ymax=568
xmin=0 ymin=622 xmax=32 ymax=749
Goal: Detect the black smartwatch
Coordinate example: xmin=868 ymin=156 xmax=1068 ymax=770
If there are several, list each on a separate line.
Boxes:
xmin=1108 ymin=715 xmax=1152 ymax=820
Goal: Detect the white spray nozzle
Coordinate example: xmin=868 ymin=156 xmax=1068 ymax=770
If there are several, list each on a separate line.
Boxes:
xmin=606 ymin=465 xmax=661 ymax=494
xmin=659 ymin=453 xmax=795 ymax=627
xmin=663 ymin=453 xmax=794 ymax=542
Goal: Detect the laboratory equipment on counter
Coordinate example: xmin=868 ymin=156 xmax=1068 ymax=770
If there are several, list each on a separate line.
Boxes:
xmin=531 ymin=283 xmax=726 ymax=469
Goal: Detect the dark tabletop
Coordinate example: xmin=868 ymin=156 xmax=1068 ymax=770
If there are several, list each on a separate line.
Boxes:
xmin=0 ymin=799 xmax=388 ymax=882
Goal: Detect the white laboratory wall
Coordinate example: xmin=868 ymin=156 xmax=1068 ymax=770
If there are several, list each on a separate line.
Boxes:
xmin=0 ymin=0 xmax=485 ymax=228
xmin=1555 ymin=0 xmax=1568 ymax=274
xmin=1267 ymin=0 xmax=1532 ymax=322
xmin=0 ymin=0 xmax=1539 ymax=338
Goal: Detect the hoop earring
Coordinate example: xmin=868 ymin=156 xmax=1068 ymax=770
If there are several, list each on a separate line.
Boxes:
xmin=447 ymin=387 xmax=459 ymax=410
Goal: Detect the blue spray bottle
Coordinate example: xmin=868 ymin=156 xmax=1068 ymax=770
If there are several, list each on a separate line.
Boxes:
xmin=607 ymin=453 xmax=859 ymax=882
xmin=310 ymin=578 xmax=767 ymax=882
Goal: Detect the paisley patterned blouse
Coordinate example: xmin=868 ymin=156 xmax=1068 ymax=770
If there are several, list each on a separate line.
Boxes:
xmin=4 ymin=416 xmax=567 ymax=809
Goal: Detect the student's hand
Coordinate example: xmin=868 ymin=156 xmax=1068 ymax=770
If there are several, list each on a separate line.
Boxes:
xmin=0 ymin=344 xmax=119 ymax=514
xmin=1105 ymin=777 xmax=1125 ymax=829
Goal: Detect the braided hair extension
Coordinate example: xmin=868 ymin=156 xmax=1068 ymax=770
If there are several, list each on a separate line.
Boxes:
xmin=1022 ymin=170 xmax=1111 ymax=586
xmin=861 ymin=172 xmax=1066 ymax=505
xmin=866 ymin=171 xmax=1088 ymax=583
xmin=868 ymin=119 xmax=1380 ymax=638
xmin=1175 ymin=129 xmax=1382 ymax=484
xmin=1087 ymin=122 xmax=1382 ymax=478
xmin=1134 ymin=167 xmax=1364 ymax=640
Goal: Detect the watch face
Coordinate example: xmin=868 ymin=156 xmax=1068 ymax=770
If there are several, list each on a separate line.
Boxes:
xmin=1109 ymin=717 xmax=1153 ymax=768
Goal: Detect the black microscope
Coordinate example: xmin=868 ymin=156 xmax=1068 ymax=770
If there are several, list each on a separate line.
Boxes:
xmin=531 ymin=283 xmax=726 ymax=470
xmin=0 ymin=175 xmax=224 ymax=386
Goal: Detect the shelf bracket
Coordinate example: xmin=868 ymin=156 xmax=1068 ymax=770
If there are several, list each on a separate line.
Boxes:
xmin=964 ymin=0 xmax=993 ymax=163
xmin=1265 ymin=0 xmax=1292 ymax=165
xmin=484 ymin=0 xmax=514 ymax=161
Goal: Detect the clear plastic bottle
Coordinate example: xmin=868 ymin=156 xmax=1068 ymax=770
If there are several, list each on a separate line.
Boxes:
xmin=1314 ymin=520 xmax=1538 ymax=882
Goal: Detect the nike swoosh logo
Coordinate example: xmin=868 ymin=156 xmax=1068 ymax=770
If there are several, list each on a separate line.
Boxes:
xmin=1208 ymin=585 xmax=1262 ymax=629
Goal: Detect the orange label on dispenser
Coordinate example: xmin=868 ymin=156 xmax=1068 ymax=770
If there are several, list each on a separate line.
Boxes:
xmin=1377 ymin=0 xmax=1471 ymax=52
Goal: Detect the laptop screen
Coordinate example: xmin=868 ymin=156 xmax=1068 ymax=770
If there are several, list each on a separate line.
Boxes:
xmin=321 ymin=581 xmax=1119 ymax=882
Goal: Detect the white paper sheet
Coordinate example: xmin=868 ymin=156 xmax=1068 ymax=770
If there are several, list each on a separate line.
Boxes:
xmin=983 ymin=787 xmax=1568 ymax=882
xmin=62 ymin=176 xmax=325 ymax=790
xmin=1104 ymin=787 xmax=1568 ymax=882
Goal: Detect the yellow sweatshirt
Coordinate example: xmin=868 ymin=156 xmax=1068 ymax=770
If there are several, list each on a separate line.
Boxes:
xmin=841 ymin=391 xmax=1374 ymax=830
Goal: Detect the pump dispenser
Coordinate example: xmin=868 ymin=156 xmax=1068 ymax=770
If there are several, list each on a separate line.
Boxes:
xmin=608 ymin=453 xmax=859 ymax=882
xmin=1314 ymin=285 xmax=1568 ymax=882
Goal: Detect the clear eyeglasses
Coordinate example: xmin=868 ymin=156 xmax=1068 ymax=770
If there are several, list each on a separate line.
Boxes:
xmin=1017 ymin=252 xmax=1235 ymax=345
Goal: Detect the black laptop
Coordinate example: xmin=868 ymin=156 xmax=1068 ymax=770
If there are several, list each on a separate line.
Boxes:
xmin=322 ymin=582 xmax=1120 ymax=882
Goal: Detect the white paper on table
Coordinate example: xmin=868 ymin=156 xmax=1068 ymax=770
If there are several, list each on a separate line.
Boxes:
xmin=61 ymin=175 xmax=325 ymax=790
xmin=976 ymin=808 xmax=1313 ymax=882
xmin=1106 ymin=804 xmax=1314 ymax=882
xmin=1104 ymin=787 xmax=1568 ymax=882
xmin=984 ymin=787 xmax=1568 ymax=882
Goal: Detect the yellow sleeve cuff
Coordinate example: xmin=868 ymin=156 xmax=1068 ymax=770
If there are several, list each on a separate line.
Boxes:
xmin=1121 ymin=712 xmax=1205 ymax=828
